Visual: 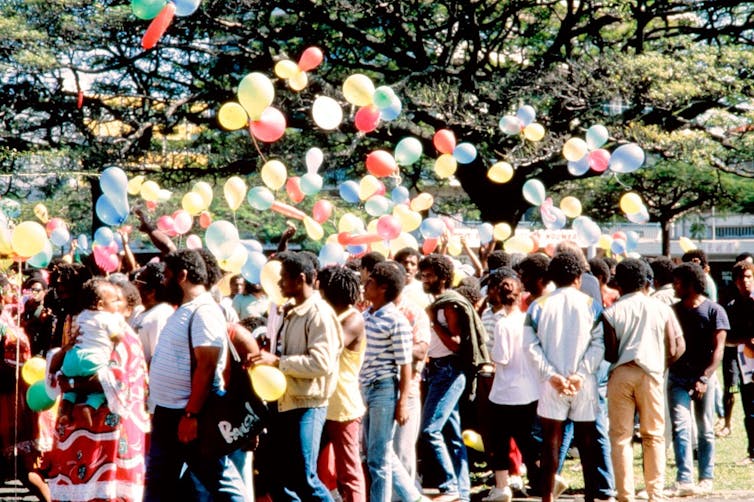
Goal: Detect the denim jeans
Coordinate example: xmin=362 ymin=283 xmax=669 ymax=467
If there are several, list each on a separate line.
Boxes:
xmin=741 ymin=382 xmax=754 ymax=459
xmin=192 ymin=450 xmax=254 ymax=501
xmin=668 ymin=372 xmax=716 ymax=483
xmin=392 ymin=393 xmax=422 ymax=501
xmin=363 ymin=377 xmax=421 ymax=502
xmin=420 ymin=356 xmax=469 ymax=501
xmin=145 ymin=406 xmax=248 ymax=502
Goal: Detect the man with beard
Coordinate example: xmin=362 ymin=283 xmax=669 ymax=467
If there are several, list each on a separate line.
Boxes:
xmin=145 ymin=249 xmax=246 ymax=501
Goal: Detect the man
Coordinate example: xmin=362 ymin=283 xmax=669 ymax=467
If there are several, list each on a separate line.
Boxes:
xmin=419 ymin=254 xmax=489 ymax=502
xmin=145 ymin=249 xmax=246 ymax=501
xmin=650 ymin=257 xmax=677 ymax=306
xmin=524 ymin=251 xmax=605 ymax=502
xmin=395 ymin=246 xmax=432 ymax=309
xmin=131 ymin=261 xmax=174 ymax=365
xmin=515 ymin=253 xmax=551 ymax=311
xmin=603 ymin=259 xmax=685 ymax=502
xmin=668 ymin=262 xmax=729 ymax=496
xmin=252 ymin=252 xmax=343 ymax=501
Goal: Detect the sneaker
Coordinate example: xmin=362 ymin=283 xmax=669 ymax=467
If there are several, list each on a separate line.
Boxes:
xmin=666 ymin=482 xmax=696 ymax=497
xmin=508 ymin=475 xmax=524 ymax=492
xmin=482 ymin=486 xmax=512 ymax=502
xmin=697 ymin=479 xmax=713 ymax=494
xmin=553 ymin=474 xmax=569 ymax=499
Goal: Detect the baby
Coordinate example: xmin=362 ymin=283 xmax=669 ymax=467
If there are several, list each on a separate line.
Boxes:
xmin=58 ymin=278 xmax=124 ymax=426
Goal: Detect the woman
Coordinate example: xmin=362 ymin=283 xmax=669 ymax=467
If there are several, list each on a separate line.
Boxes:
xmin=47 ymin=278 xmax=149 ymax=501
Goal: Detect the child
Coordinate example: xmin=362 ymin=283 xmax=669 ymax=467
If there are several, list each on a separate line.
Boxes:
xmin=58 ymin=278 xmax=124 ymax=426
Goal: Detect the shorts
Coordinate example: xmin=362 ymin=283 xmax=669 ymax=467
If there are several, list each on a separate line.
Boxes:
xmin=723 ymin=345 xmax=741 ymax=392
xmin=537 ymin=374 xmax=598 ymax=422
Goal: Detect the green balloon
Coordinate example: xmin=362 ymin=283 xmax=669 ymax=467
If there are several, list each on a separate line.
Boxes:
xmin=131 ymin=0 xmax=167 ymax=20
xmin=26 ymin=380 xmax=55 ymax=412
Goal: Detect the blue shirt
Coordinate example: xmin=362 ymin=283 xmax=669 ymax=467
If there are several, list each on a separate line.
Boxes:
xmin=360 ymin=302 xmax=412 ymax=386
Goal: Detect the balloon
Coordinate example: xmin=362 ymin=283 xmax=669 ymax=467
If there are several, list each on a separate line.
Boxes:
xmin=523 ymin=123 xmax=546 ymax=142
xmin=93 ymin=243 xmax=120 ymax=273
xmin=342 ymin=74 xmax=375 ymax=106
xmin=567 ymin=155 xmax=590 ymax=176
xmin=224 ymin=176 xmax=247 ymax=211
xmin=140 ymin=180 xmax=160 ymax=202
xmin=563 ymin=137 xmax=588 ymax=162
xmin=611 ymin=238 xmax=627 ymax=255
xmin=422 ymin=237 xmax=439 ymax=255
xmin=447 ymin=237 xmax=462 ymax=256
xmin=22 ymin=356 xmax=46 ymax=385
xmin=11 ymin=221 xmax=47 ymax=257
xmin=410 ymin=193 xmax=434 ymax=212
xmin=186 ymin=234 xmax=203 ymax=249
xmin=141 ymin=2 xmax=175 ymax=50
xmin=393 ymin=205 xmax=422 ymax=232
xmin=434 ymin=154 xmax=457 ymax=179
xmin=462 ymin=430 xmax=485 ymax=452
xmin=516 ymin=105 xmax=536 ymax=126
xmin=96 ymin=194 xmax=129 ymax=226
xmin=26 ymin=380 xmax=55 ymax=412
xmin=259 ymin=260 xmax=284 ymax=305
xmin=627 ymin=206 xmax=650 ymax=224
xmin=365 ymin=195 xmax=391 ymax=217
xmin=679 ymin=236 xmax=696 ymax=253
xmin=391 ymin=186 xmax=410 ymax=205
xmin=338 ymin=213 xmax=365 ymax=234
xmin=588 ymin=149 xmax=611 ymax=173
xmin=205 ymin=220 xmax=240 ymax=260
xmin=339 ymin=180 xmax=360 ymax=204
xmin=493 ymin=223 xmax=512 ymax=241
xmin=597 ymin=234 xmax=613 ymax=251
xmin=218 ymin=102 xmax=248 ymax=130
xmin=193 ymin=181 xmax=213 ymax=209
xmin=261 ymin=160 xmax=287 ymax=190
xmin=478 ymin=223 xmax=493 ymax=244
xmin=612 ymin=231 xmax=627 ymax=242
xmin=487 ymin=161 xmax=514 ymax=183
xmin=287 ymin=70 xmax=308 ymax=92
xmin=28 ymin=240 xmax=53 ymax=269
xmin=305 ymin=147 xmax=324 ymax=174
xmin=156 ymin=215 xmax=176 ymax=235
xmin=573 ymin=216 xmax=601 ymax=246
xmin=542 ymin=207 xmax=567 ymax=230
xmin=366 ymin=150 xmax=398 ymax=178
xmin=247 ymin=186 xmax=275 ymax=211
xmin=373 ymin=86 xmax=397 ymax=109
xmin=131 ymin=0 xmax=166 ymax=20
xmin=174 ymin=0 xmax=201 ymax=16
xmin=274 ymin=59 xmax=299 ymax=79
xmin=50 ymin=227 xmax=70 ymax=247
xmin=609 ymin=143 xmax=645 ymax=173
xmin=249 ymin=364 xmax=287 ymax=402
xmin=452 ymin=143 xmax=477 ymax=164
xmin=286 ymin=177 xmax=305 ymax=204
xmin=560 ymin=196 xmax=582 ymax=218
xmin=182 ymin=191 xmax=205 ymax=215
xmin=45 ymin=217 xmax=66 ymax=235
xmin=394 ymin=137 xmax=423 ymax=166
xmin=270 ymin=201 xmax=307 ymax=220
xmin=389 ymin=233 xmax=418 ymax=255
xmin=241 ymin=239 xmax=264 ymax=254
xmin=77 ymin=234 xmax=89 ymax=251
xmin=312 ymin=96 xmax=343 ymax=130
xmin=218 ymin=242 xmax=248 ymax=273
xmin=433 ymin=129 xmax=456 ymax=154
xmin=157 ymin=188 xmax=172 ymax=202
xmin=100 ymin=166 xmax=128 ymax=200
xmin=33 ymin=203 xmax=49 ymax=223
xmin=522 ymin=179 xmax=546 ymax=206
xmin=94 ymin=227 xmax=114 ymax=247
xmin=503 ymin=235 xmax=535 ymax=254
xmin=586 ymin=124 xmax=609 ymax=150
xmin=127 ymin=175 xmax=145 ymax=195
xmin=312 ymin=200 xmax=333 ymax=223
xmin=358 ymin=175 xmax=381 ymax=201
xmin=172 ymin=210 xmax=193 ymax=235
xmin=237 ymin=72 xmax=275 ymax=121
xmin=241 ymin=251 xmax=267 ymax=284
xmin=375 ymin=215 xmax=402 ymax=240
xmin=302 ymin=216 xmax=323 ymax=241
xmin=199 ymin=211 xmax=212 ymax=228
xmin=298 ymin=46 xmax=324 ymax=72
xmin=379 ymin=96 xmax=402 ymax=121
xmin=625 ymin=231 xmax=640 ymax=251
xmin=354 ymin=105 xmax=380 ymax=133
xmin=499 ymin=115 xmax=522 ymax=135
xmin=319 ymin=243 xmax=347 ymax=268
xmin=619 ymin=193 xmax=643 ymax=214
xmin=300 ymin=173 xmax=323 ymax=196
xmin=249 ymin=107 xmax=286 ymax=142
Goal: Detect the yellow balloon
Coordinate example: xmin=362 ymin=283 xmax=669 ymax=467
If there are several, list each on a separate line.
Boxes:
xmin=288 ymin=71 xmax=308 ymax=91
xmin=182 ymin=192 xmax=204 ymax=216
xmin=338 ymin=213 xmax=364 ymax=233
xmin=366 ymin=219 xmax=379 ymax=234
xmin=503 ymin=235 xmax=535 ymax=254
xmin=250 ymin=365 xmax=287 ymax=401
xmin=493 ymin=222 xmax=512 ymax=241
xmin=224 ymin=176 xmax=247 ymax=212
xmin=0 ymin=226 xmax=13 ymax=255
xmin=326 ymin=233 xmax=340 ymax=246
xmin=218 ymin=102 xmax=248 ymax=130
xmin=11 ymin=221 xmax=47 ymax=258
xmin=261 ymin=160 xmax=287 ymax=190
xmin=303 ymin=216 xmax=324 ymax=241
xmin=157 ymin=189 xmax=172 ymax=202
xmin=140 ymin=180 xmax=161 ymax=202
xmin=218 ymin=243 xmax=248 ymax=273
xmin=619 ymin=192 xmax=643 ymax=214
xmin=237 ymin=72 xmax=274 ymax=121
xmin=342 ymin=74 xmax=375 ymax=106
xmin=21 ymin=356 xmax=46 ymax=385
xmin=127 ymin=175 xmax=145 ymax=196
xmin=389 ymin=232 xmax=418 ymax=255
xmin=523 ymin=123 xmax=546 ymax=141
xmin=560 ymin=196 xmax=582 ymax=218
xmin=447 ymin=237 xmax=462 ymax=256
xmin=274 ymin=59 xmax=299 ymax=79
xmin=434 ymin=154 xmax=458 ymax=179
xmin=410 ymin=193 xmax=434 ymax=212
xmin=260 ymin=260 xmax=285 ymax=305
xmin=487 ymin=161 xmax=513 ymax=183
xmin=598 ymin=234 xmax=613 ymax=251
xmin=563 ymin=137 xmax=588 ymax=161
xmin=679 ymin=236 xmax=696 ymax=253
xmin=193 ymin=181 xmax=213 ymax=209
xmin=462 ymin=429 xmax=485 ymax=452
xmin=371 ymin=240 xmax=389 ymax=257
xmin=393 ymin=205 xmax=422 ymax=232
xmin=358 ymin=175 xmax=380 ymax=201
xmin=33 ymin=203 xmax=49 ymax=224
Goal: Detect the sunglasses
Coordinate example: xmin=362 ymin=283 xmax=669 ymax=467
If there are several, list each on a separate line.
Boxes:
xmin=30 ymin=288 xmax=44 ymax=293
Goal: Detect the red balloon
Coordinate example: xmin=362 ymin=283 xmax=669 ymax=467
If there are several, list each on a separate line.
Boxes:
xmin=270 ymin=201 xmax=307 ymax=220
xmin=141 ymin=2 xmax=176 ymax=50
xmin=612 ymin=231 xmax=627 ymax=241
xmin=338 ymin=232 xmax=383 ymax=246
xmin=433 ymin=129 xmax=456 ymax=154
xmin=249 ymin=107 xmax=286 ymax=142
xmin=146 ymin=201 xmax=158 ymax=211
xmin=312 ymin=200 xmax=333 ymax=223
xmin=298 ymin=46 xmax=324 ymax=72
xmin=199 ymin=211 xmax=212 ymax=229
xmin=422 ymin=238 xmax=439 ymax=255
xmin=354 ymin=105 xmax=380 ymax=133
xmin=588 ymin=149 xmax=611 ymax=173
xmin=365 ymin=150 xmax=397 ymax=178
xmin=286 ymin=177 xmax=305 ymax=204
xmin=376 ymin=215 xmax=401 ymax=241
xmin=45 ymin=217 xmax=66 ymax=236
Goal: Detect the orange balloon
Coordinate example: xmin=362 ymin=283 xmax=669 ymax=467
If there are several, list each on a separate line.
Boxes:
xmin=199 ymin=211 xmax=212 ymax=229
xmin=433 ymin=129 xmax=456 ymax=154
xmin=365 ymin=150 xmax=397 ymax=177
xmin=298 ymin=46 xmax=324 ymax=72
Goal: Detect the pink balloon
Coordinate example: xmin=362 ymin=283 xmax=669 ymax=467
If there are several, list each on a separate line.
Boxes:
xmin=433 ymin=129 xmax=456 ymax=154
xmin=354 ymin=105 xmax=380 ymax=133
xmin=45 ymin=217 xmax=66 ymax=236
xmin=376 ymin=215 xmax=401 ymax=240
xmin=312 ymin=200 xmax=333 ymax=223
xmin=298 ymin=47 xmax=324 ymax=72
xmin=156 ymin=215 xmax=177 ymax=236
xmin=374 ymin=179 xmax=386 ymax=196
xmin=612 ymin=231 xmax=627 ymax=241
xmin=286 ymin=177 xmax=305 ymax=204
xmin=93 ymin=245 xmax=119 ymax=273
xmin=249 ymin=107 xmax=286 ymax=142
xmin=186 ymin=234 xmax=203 ymax=250
xmin=588 ymin=149 xmax=611 ymax=173
xmin=172 ymin=210 xmax=193 ymax=235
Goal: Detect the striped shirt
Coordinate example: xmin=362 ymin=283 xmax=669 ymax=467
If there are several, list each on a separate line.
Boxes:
xmin=148 ymin=293 xmax=227 ymax=411
xmin=360 ymin=302 xmax=413 ymax=386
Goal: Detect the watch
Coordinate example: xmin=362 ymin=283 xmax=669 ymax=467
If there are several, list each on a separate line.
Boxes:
xmin=698 ymin=375 xmax=709 ymax=385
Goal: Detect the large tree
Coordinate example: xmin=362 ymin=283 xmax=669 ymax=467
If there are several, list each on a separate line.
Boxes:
xmin=2 ymin=0 xmax=754 ymax=236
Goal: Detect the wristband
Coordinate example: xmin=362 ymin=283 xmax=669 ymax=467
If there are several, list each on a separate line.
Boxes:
xmin=698 ymin=376 xmax=709 ymax=385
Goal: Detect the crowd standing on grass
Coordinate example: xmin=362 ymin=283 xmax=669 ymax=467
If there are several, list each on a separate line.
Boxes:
xmin=2 ymin=211 xmax=754 ymax=502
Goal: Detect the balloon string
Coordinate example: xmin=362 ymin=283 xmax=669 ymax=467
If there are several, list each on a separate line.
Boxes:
xmin=249 ymin=131 xmax=267 ymax=164
xmin=13 ymin=262 xmax=21 ymax=496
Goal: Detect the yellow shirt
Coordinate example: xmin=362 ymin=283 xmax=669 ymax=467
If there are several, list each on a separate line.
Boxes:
xmin=326 ymin=308 xmax=366 ymax=422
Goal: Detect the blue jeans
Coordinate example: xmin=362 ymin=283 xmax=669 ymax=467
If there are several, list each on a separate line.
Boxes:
xmin=421 ymin=357 xmax=469 ymax=501
xmin=144 ymin=406 xmax=248 ymax=502
xmin=363 ymin=377 xmax=421 ymax=502
xmin=668 ymin=372 xmax=716 ymax=482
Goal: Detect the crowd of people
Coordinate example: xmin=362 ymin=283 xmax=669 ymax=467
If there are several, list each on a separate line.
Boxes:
xmin=0 ymin=214 xmax=753 ymax=502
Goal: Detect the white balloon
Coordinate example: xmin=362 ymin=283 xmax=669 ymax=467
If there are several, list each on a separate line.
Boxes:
xmin=312 ymin=96 xmax=343 ymax=130
xmin=305 ymin=147 xmax=324 ymax=174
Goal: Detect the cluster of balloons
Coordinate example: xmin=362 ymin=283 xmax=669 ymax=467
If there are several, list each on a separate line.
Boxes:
xmin=432 ymin=129 xmax=477 ymax=179
xmin=619 ymin=192 xmax=650 ymax=224
xmin=342 ymin=74 xmax=402 ymax=133
xmin=128 ymin=175 xmax=172 ymax=208
xmin=22 ymin=356 xmax=56 ymax=412
xmin=92 ymin=227 xmax=122 ymax=273
xmin=274 ymin=47 xmax=324 ymax=91
xmin=563 ymin=125 xmax=645 ymax=176
xmin=133 ymin=0 xmax=201 ymax=50
xmin=218 ymin=73 xmax=286 ymax=143
xmin=97 ymin=167 xmax=130 ymax=227
xmin=499 ymin=105 xmax=546 ymax=142
xmin=598 ymin=230 xmax=641 ymax=256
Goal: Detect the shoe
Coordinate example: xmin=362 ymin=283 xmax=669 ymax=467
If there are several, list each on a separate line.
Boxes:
xmin=697 ymin=479 xmax=713 ymax=494
xmin=508 ymin=475 xmax=524 ymax=492
xmin=665 ymin=482 xmax=696 ymax=497
xmin=482 ymin=486 xmax=512 ymax=502
xmin=553 ymin=474 xmax=569 ymax=499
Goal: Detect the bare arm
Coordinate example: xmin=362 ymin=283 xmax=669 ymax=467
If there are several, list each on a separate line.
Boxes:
xmin=134 ymin=207 xmax=177 ymax=255
xmin=179 ymin=345 xmax=221 ymax=443
xmin=428 ymin=304 xmax=462 ymax=352
xmin=395 ymin=363 xmax=412 ymax=425
xmin=118 ymin=228 xmax=138 ymax=273
xmin=665 ymin=315 xmax=685 ymax=367
xmin=277 ymin=222 xmax=297 ymax=253
xmin=342 ymin=311 xmax=365 ymax=352
xmin=461 ymin=236 xmax=483 ymax=278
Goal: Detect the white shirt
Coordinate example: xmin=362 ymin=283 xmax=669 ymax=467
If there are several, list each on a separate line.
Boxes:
xmin=482 ymin=307 xmax=507 ymax=356
xmin=489 ymin=310 xmax=539 ymax=405
xmin=131 ymin=302 xmax=174 ymax=365
xmin=74 ymin=310 xmax=123 ymax=367
xmin=427 ymin=308 xmax=455 ymax=358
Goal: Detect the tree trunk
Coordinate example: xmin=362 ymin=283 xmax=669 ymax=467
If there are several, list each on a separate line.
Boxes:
xmin=661 ymin=218 xmax=671 ymax=257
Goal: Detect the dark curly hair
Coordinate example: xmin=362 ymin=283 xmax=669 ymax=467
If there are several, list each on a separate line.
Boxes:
xmin=319 ymin=266 xmax=361 ymax=309
xmin=393 ymin=247 xmax=421 ymax=265
xmin=614 ymin=258 xmax=648 ymax=294
xmin=672 ymin=262 xmax=706 ymax=294
xmin=164 ymin=249 xmax=208 ymax=286
xmin=360 ymin=251 xmax=386 ymax=274
xmin=515 ymin=253 xmax=550 ymax=280
xmin=650 ymin=256 xmax=675 ymax=287
xmin=455 ymin=284 xmax=482 ymax=306
xmin=280 ymin=252 xmax=317 ymax=285
xmin=487 ymin=250 xmax=511 ymax=271
xmin=588 ymin=257 xmax=611 ymax=285
xmin=488 ymin=267 xmax=520 ymax=289
xmin=418 ymin=254 xmax=454 ymax=289
xmin=369 ymin=261 xmax=406 ymax=303
xmin=549 ymin=251 xmax=585 ymax=288
xmin=195 ymin=248 xmax=224 ymax=288
xmin=681 ymin=249 xmax=708 ymax=267
xmin=80 ymin=277 xmax=115 ymax=311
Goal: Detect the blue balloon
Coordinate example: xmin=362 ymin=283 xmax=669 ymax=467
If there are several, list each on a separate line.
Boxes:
xmin=241 ymin=239 xmax=264 ymax=254
xmin=94 ymin=227 xmax=114 ymax=247
xmin=391 ymin=186 xmax=410 ymax=204
xmin=50 ymin=227 xmax=70 ymax=247
xmin=420 ymin=217 xmax=445 ymax=239
xmin=319 ymin=243 xmax=346 ymax=267
xmin=611 ymin=239 xmax=627 ymax=255
xmin=112 ymin=232 xmax=124 ymax=252
xmin=339 ymin=181 xmax=360 ymax=204
xmin=625 ymin=231 xmax=640 ymax=251
xmin=478 ymin=222 xmax=494 ymax=244
xmin=174 ymin=0 xmax=201 ymax=16
xmin=300 ymin=173 xmax=323 ymax=195
xmin=567 ymin=155 xmax=590 ymax=176
xmin=346 ymin=243 xmax=368 ymax=255
xmin=241 ymin=251 xmax=267 ymax=284
xmin=453 ymin=143 xmax=477 ymax=164
xmin=99 ymin=167 xmax=128 ymax=201
xmin=28 ymin=240 xmax=53 ymax=269
xmin=609 ymin=143 xmax=645 ymax=173
xmin=379 ymin=96 xmax=402 ymax=121
xmin=247 ymin=186 xmax=274 ymax=211
xmin=77 ymin=234 xmax=89 ymax=251
xmin=96 ymin=194 xmax=128 ymax=226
